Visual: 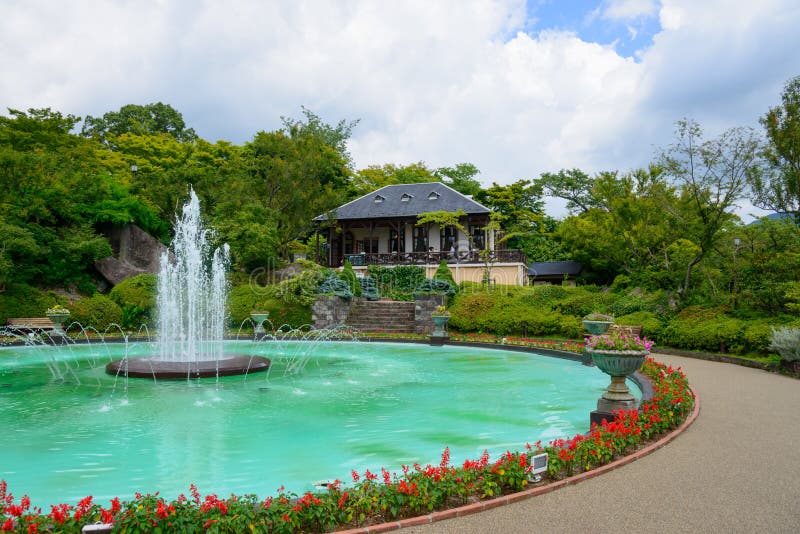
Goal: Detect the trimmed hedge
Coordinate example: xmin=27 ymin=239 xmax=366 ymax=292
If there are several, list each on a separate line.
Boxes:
xmin=109 ymin=274 xmax=156 ymax=328
xmin=0 ymin=283 xmax=62 ymax=324
xmin=69 ymin=295 xmax=124 ymax=331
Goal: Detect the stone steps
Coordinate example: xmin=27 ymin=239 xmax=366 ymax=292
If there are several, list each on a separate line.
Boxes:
xmin=345 ymin=300 xmax=416 ymax=332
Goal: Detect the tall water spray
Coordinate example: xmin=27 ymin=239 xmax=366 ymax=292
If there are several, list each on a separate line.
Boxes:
xmin=154 ymin=189 xmax=230 ymax=362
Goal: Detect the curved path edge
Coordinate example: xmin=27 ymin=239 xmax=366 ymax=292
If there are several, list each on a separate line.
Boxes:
xmin=337 ymin=385 xmax=701 ymax=534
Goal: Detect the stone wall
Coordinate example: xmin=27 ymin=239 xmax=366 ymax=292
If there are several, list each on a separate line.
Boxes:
xmin=311 ymin=296 xmax=352 ymax=330
xmin=312 ymin=294 xmax=445 ymax=334
xmin=414 ymin=294 xmax=446 ymax=334
xmin=95 ymin=224 xmax=168 ymax=285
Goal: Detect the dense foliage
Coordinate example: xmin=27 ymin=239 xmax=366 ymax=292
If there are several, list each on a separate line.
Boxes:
xmin=448 ymin=285 xmax=799 ymax=356
xmin=2 ymin=78 xmax=799 ymax=359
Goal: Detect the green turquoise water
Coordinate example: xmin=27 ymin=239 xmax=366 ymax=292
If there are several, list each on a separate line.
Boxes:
xmin=0 ymin=341 xmax=637 ymax=507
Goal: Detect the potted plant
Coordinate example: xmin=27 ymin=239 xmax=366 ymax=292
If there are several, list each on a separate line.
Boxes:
xmin=585 ymin=330 xmax=654 ymax=404
xmin=46 ymin=305 xmax=71 ymax=334
xmin=582 ymin=313 xmax=614 ymax=335
xmin=250 ymin=311 xmax=270 ymax=335
xmin=430 ymin=305 xmax=450 ymax=340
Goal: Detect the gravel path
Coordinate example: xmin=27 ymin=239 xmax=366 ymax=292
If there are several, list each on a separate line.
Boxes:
xmin=405 ymin=354 xmax=800 ymax=534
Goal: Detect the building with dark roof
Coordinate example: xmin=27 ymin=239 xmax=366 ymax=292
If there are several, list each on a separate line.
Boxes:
xmin=314 ymin=182 xmax=528 ymax=285
xmin=527 ymin=261 xmax=583 ymax=286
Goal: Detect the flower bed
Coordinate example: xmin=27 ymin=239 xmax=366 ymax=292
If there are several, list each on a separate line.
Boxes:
xmin=0 ymin=356 xmax=692 ymax=533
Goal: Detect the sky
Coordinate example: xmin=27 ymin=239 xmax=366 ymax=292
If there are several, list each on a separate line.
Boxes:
xmin=2 ymin=0 xmax=799 ymax=220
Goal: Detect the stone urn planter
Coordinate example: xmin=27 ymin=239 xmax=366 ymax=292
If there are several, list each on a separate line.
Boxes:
xmin=590 ymin=349 xmax=647 ymax=403
xmin=582 ymin=320 xmax=613 ymax=335
xmin=46 ymin=307 xmax=70 ymax=335
xmin=250 ymin=312 xmax=270 ymax=335
xmin=582 ymin=314 xmax=614 ymax=335
xmin=431 ymin=315 xmax=449 ymax=337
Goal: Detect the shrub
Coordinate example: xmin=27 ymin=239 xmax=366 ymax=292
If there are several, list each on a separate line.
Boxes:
xmin=69 ymin=295 xmax=123 ymax=330
xmin=228 ymin=284 xmax=278 ymax=326
xmin=518 ymin=285 xmax=571 ymax=307
xmin=340 ymin=260 xmax=362 ymax=297
xmin=615 ymin=311 xmax=665 ymax=340
xmin=0 ymin=283 xmax=61 ymax=323
xmin=769 ymin=327 xmax=800 ymax=362
xmin=109 ymin=274 xmax=157 ymax=328
xmin=448 ymin=293 xmax=498 ymax=332
xmin=359 ymin=275 xmax=380 ymax=301
xmin=367 ymin=265 xmax=425 ymax=300
xmin=414 ymin=278 xmax=456 ymax=297
xmin=274 ymin=263 xmax=328 ymax=306
xmin=433 ymin=259 xmax=456 ymax=288
xmin=317 ymin=273 xmax=353 ymax=299
xmin=556 ymin=291 xmax=615 ymax=317
xmin=660 ymin=307 xmax=746 ymax=353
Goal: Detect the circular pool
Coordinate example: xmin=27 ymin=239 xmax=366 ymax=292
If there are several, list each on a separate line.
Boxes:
xmin=0 ymin=340 xmax=639 ymax=507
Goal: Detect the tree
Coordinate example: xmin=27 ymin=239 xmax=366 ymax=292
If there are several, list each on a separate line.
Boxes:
xmin=353 ymin=162 xmax=438 ymax=194
xmin=535 ymin=168 xmax=601 ymax=214
xmin=659 ymin=119 xmax=762 ymax=299
xmin=281 ymin=106 xmax=359 ymax=170
xmin=81 ymin=102 xmax=197 ymax=144
xmin=474 ymin=180 xmax=546 ymax=256
xmin=435 ymin=163 xmax=483 ymax=196
xmin=752 ymin=75 xmax=800 ymax=221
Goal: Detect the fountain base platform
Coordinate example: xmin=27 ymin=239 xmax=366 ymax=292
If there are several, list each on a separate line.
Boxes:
xmin=105 ymin=355 xmax=270 ymax=379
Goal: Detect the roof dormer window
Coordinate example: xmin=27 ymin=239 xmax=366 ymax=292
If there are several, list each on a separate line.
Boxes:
xmin=427 ymin=191 xmax=440 ymax=200
xmin=401 ymin=193 xmax=413 ymax=202
xmin=374 ymin=194 xmax=385 ymax=203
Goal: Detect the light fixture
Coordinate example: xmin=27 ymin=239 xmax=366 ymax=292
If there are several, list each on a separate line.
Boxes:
xmin=131 ymin=163 xmax=138 ymax=175
xmin=529 ymin=452 xmax=548 ymax=482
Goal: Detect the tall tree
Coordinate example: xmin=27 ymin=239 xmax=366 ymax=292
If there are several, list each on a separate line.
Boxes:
xmin=352 ymin=162 xmax=438 ymax=194
xmin=281 ymin=106 xmax=359 ymax=170
xmin=81 ymin=102 xmax=197 ymax=144
xmin=435 ymin=163 xmax=483 ymax=196
xmin=752 ymin=75 xmax=800 ymax=221
xmin=659 ymin=119 xmax=762 ymax=299
xmin=535 ymin=168 xmax=601 ymax=214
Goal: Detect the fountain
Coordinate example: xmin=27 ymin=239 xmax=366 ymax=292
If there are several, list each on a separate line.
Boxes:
xmin=105 ymin=189 xmax=270 ymax=379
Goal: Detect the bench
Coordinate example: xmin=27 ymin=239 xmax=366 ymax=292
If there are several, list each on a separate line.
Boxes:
xmin=6 ymin=318 xmax=57 ymax=330
xmin=609 ymin=324 xmax=643 ymax=337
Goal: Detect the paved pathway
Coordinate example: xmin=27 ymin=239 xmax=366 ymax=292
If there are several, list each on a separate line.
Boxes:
xmin=406 ymin=354 xmax=800 ymax=534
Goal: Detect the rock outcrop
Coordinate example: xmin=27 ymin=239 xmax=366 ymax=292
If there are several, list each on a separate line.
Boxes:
xmin=95 ymin=224 xmax=167 ymax=285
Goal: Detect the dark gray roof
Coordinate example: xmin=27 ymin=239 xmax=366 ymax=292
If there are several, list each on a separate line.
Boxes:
xmin=314 ymin=182 xmax=491 ymax=221
xmin=527 ymin=261 xmax=583 ymax=277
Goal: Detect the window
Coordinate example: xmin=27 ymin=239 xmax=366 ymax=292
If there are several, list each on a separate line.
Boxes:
xmin=440 ymin=226 xmax=457 ymax=253
xmin=401 ymin=193 xmax=413 ymax=202
xmin=413 ymin=226 xmax=428 ymax=252
xmin=389 ymin=229 xmax=402 ymax=253
xmin=362 ymin=239 xmax=379 ymax=253
xmin=427 ymin=191 xmax=440 ymax=200
xmin=374 ymin=194 xmax=385 ymax=203
xmin=470 ymin=225 xmax=485 ymax=250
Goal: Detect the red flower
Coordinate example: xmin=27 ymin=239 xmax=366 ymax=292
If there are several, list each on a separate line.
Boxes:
xmin=338 ymin=491 xmax=349 ymax=509
xmin=110 ymin=497 xmax=121 ymax=514
xmin=351 ymin=470 xmax=360 ymax=482
xmin=2 ymin=518 xmax=14 ymax=532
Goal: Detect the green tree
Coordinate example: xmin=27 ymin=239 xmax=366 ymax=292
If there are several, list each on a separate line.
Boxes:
xmin=353 ymin=162 xmax=438 ymax=194
xmin=281 ymin=106 xmax=359 ymax=170
xmin=753 ymin=75 xmax=800 ymax=221
xmin=81 ymin=102 xmax=197 ymax=144
xmin=659 ymin=119 xmax=762 ymax=300
xmin=435 ymin=163 xmax=483 ymax=196
xmin=535 ymin=168 xmax=600 ymax=214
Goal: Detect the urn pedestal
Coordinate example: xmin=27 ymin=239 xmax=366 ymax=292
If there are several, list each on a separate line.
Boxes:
xmin=46 ymin=313 xmax=70 ymax=335
xmin=429 ymin=315 xmax=449 ymax=346
xmin=251 ymin=312 xmax=270 ymax=336
xmin=589 ymin=349 xmax=646 ymax=427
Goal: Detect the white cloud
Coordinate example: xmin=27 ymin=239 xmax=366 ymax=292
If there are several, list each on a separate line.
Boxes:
xmin=602 ymin=0 xmax=659 ymax=21
xmin=0 ymin=0 xmax=798 ymax=222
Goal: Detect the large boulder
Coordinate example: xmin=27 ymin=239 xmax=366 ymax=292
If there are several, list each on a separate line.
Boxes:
xmin=95 ymin=224 xmax=167 ymax=286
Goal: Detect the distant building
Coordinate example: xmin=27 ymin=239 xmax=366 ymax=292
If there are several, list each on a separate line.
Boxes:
xmin=313 ymin=182 xmax=528 ymax=285
xmin=527 ymin=260 xmax=583 ymax=286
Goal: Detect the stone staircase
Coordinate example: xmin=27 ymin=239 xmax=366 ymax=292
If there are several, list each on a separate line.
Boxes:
xmin=345 ymin=300 xmax=416 ymax=333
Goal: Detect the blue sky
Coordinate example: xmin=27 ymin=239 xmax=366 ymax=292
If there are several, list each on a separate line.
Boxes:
xmin=526 ymin=0 xmax=662 ymax=58
xmin=1 ymin=0 xmax=798 ymax=220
